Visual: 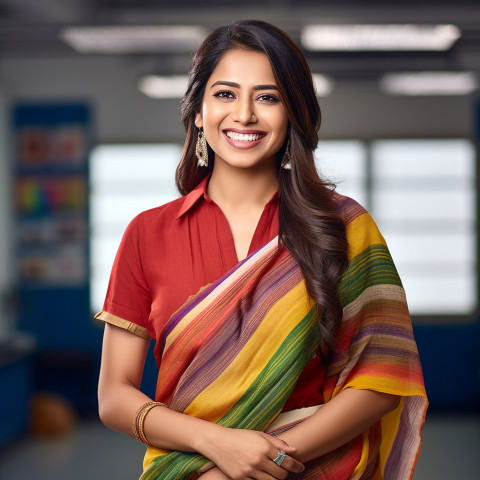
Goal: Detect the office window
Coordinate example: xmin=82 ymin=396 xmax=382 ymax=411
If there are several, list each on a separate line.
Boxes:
xmin=371 ymin=139 xmax=476 ymax=315
xmin=89 ymin=144 xmax=181 ymax=312
xmin=316 ymin=138 xmax=476 ymax=317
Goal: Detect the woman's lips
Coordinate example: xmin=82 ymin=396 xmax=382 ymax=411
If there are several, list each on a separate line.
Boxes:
xmin=223 ymin=129 xmax=267 ymax=149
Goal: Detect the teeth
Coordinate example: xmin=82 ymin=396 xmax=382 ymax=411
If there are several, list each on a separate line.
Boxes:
xmin=226 ymin=131 xmax=264 ymax=141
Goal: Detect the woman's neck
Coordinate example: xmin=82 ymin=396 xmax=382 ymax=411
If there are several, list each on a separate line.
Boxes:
xmin=207 ymin=161 xmax=278 ymax=212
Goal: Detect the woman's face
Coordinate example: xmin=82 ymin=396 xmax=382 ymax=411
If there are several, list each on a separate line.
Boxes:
xmin=195 ymin=48 xmax=289 ymax=171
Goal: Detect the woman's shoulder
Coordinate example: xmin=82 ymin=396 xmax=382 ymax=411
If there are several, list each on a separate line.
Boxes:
xmin=331 ymin=191 xmax=369 ymax=226
xmin=123 ymin=195 xmax=187 ymax=233
xmin=332 ymin=191 xmax=387 ymax=256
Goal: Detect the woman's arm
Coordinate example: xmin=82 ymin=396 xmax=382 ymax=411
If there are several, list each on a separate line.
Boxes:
xmin=98 ymin=323 xmax=304 ymax=479
xmin=98 ymin=322 xmax=223 ymax=450
xmin=275 ymin=388 xmax=400 ymax=463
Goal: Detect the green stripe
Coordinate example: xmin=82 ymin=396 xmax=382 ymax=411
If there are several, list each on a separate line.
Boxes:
xmin=219 ymin=307 xmax=320 ymax=431
xmin=339 ymin=244 xmax=402 ymax=308
xmin=141 ymin=307 xmax=320 ymax=480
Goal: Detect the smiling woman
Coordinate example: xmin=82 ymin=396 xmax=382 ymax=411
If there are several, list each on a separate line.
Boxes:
xmin=95 ymin=20 xmax=427 ymax=480
xmin=194 ymin=49 xmax=288 ymax=173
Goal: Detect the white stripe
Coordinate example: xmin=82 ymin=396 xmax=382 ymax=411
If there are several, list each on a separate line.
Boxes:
xmin=267 ymin=404 xmax=323 ymax=431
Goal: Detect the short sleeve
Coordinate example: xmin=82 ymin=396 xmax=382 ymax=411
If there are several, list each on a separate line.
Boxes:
xmin=94 ymin=215 xmax=151 ymax=339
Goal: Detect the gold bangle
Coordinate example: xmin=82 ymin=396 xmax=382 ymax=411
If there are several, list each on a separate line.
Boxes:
xmin=132 ymin=402 xmax=151 ymax=441
xmin=132 ymin=401 xmax=167 ymax=444
xmin=132 ymin=401 xmax=156 ymax=441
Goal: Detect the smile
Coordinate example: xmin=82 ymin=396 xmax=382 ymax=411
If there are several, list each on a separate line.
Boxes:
xmin=224 ymin=130 xmax=266 ymax=142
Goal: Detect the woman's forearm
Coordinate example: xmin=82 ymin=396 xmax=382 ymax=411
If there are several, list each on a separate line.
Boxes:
xmin=276 ymin=388 xmax=400 ymax=463
xmin=99 ymin=381 xmax=223 ymax=453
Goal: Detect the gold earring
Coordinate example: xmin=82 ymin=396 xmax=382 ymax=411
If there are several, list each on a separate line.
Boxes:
xmin=281 ymin=138 xmax=291 ymax=169
xmin=196 ymin=128 xmax=208 ymax=167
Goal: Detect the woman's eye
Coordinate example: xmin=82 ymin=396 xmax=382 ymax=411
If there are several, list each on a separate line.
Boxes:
xmin=257 ymin=94 xmax=279 ymax=103
xmin=213 ymin=91 xmax=235 ymax=99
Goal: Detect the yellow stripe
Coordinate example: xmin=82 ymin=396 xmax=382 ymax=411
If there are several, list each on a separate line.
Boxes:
xmin=351 ymin=430 xmax=369 ymax=480
xmin=143 ymin=446 xmax=169 ymax=472
xmin=340 ymin=378 xmax=427 ymax=398
xmin=378 ymin=398 xmax=404 ymax=475
xmin=346 ymin=213 xmax=386 ymax=260
xmin=184 ymin=280 xmax=313 ymax=422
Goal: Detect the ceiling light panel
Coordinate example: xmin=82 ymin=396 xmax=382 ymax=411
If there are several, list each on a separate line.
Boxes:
xmin=60 ymin=25 xmax=207 ymax=53
xmin=380 ymin=71 xmax=478 ymax=96
xmin=302 ymin=24 xmax=461 ymax=51
xmin=138 ymin=75 xmax=189 ymax=99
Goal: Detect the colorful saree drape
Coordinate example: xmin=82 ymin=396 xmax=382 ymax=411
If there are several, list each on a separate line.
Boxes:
xmin=140 ymin=200 xmax=427 ymax=480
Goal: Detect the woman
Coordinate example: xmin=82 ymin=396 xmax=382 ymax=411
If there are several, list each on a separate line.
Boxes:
xmin=96 ymin=20 xmax=427 ymax=480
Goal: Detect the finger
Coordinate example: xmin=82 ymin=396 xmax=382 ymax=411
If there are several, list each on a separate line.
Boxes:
xmin=263 ymin=454 xmax=303 ymax=478
xmin=262 ymin=461 xmax=289 ymax=480
xmin=276 ymin=455 xmax=304 ymax=474
xmin=252 ymin=469 xmax=285 ymax=480
xmin=258 ymin=432 xmax=296 ymax=454
xmin=197 ymin=461 xmax=215 ymax=474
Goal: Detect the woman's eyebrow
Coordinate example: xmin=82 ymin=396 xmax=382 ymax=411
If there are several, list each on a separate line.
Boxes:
xmin=210 ymin=80 xmax=278 ymax=90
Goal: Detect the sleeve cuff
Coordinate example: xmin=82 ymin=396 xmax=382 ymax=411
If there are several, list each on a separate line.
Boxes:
xmin=94 ymin=311 xmax=150 ymax=339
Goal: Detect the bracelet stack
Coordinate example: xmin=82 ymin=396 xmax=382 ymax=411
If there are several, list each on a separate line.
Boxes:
xmin=132 ymin=401 xmax=167 ymax=444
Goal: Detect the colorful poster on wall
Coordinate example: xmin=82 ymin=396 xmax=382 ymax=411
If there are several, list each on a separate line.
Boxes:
xmin=13 ymin=103 xmax=91 ymax=288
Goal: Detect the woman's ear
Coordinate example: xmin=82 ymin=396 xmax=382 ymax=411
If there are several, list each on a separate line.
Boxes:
xmin=194 ymin=112 xmax=203 ymax=129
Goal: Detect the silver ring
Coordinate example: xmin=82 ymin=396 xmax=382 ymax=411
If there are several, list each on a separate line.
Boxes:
xmin=272 ymin=449 xmax=286 ymax=466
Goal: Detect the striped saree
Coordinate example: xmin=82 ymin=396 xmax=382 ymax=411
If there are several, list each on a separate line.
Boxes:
xmin=140 ymin=199 xmax=427 ymax=480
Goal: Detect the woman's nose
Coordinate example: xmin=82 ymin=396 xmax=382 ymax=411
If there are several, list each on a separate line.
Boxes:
xmin=232 ymin=98 xmax=256 ymax=124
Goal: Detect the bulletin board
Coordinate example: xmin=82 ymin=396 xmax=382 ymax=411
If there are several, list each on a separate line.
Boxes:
xmin=13 ymin=103 xmax=94 ymax=349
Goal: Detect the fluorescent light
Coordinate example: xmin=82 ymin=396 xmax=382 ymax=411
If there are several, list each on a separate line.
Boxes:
xmin=60 ymin=26 xmax=206 ymax=53
xmin=138 ymin=75 xmax=189 ymax=99
xmin=312 ymin=74 xmax=334 ymax=96
xmin=302 ymin=24 xmax=461 ymax=51
xmin=380 ymin=71 xmax=478 ymax=95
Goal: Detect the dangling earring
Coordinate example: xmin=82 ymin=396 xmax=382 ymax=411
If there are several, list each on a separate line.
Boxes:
xmin=281 ymin=137 xmax=291 ymax=170
xmin=196 ymin=128 xmax=208 ymax=167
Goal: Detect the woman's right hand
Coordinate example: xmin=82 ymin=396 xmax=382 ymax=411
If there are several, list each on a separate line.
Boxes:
xmin=197 ymin=427 xmax=304 ymax=480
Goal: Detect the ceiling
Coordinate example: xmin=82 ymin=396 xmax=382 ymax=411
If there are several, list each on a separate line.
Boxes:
xmin=1 ymin=0 xmax=480 ymax=85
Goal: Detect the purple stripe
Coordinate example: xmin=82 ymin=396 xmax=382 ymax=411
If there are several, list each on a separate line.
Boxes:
xmin=331 ymin=323 xmax=416 ymax=365
xmin=159 ymin=240 xmax=279 ymax=356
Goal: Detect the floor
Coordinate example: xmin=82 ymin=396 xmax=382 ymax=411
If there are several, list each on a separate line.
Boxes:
xmin=0 ymin=413 xmax=479 ymax=480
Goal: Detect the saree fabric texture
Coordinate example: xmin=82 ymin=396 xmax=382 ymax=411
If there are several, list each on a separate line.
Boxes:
xmin=96 ymin=192 xmax=427 ymax=480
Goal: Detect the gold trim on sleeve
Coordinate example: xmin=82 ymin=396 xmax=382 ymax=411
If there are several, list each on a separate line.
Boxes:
xmin=94 ymin=311 xmax=150 ymax=339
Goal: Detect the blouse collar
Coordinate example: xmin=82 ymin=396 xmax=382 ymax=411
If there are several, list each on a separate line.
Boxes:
xmin=176 ymin=172 xmax=279 ymax=220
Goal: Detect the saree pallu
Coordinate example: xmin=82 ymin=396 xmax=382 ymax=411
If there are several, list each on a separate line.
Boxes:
xmin=140 ymin=205 xmax=427 ymax=480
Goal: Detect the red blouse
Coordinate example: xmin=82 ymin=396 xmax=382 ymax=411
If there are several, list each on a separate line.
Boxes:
xmin=96 ymin=174 xmax=325 ymax=410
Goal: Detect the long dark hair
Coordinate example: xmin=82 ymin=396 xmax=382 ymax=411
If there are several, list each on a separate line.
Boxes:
xmin=177 ymin=20 xmax=348 ymax=347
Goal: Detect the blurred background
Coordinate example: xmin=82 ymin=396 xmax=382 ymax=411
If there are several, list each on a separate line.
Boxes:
xmin=0 ymin=0 xmax=479 ymax=479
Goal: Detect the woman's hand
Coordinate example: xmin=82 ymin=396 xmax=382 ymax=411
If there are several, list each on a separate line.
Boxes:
xmin=198 ymin=467 xmax=230 ymax=480
xmin=197 ymin=427 xmax=304 ymax=480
